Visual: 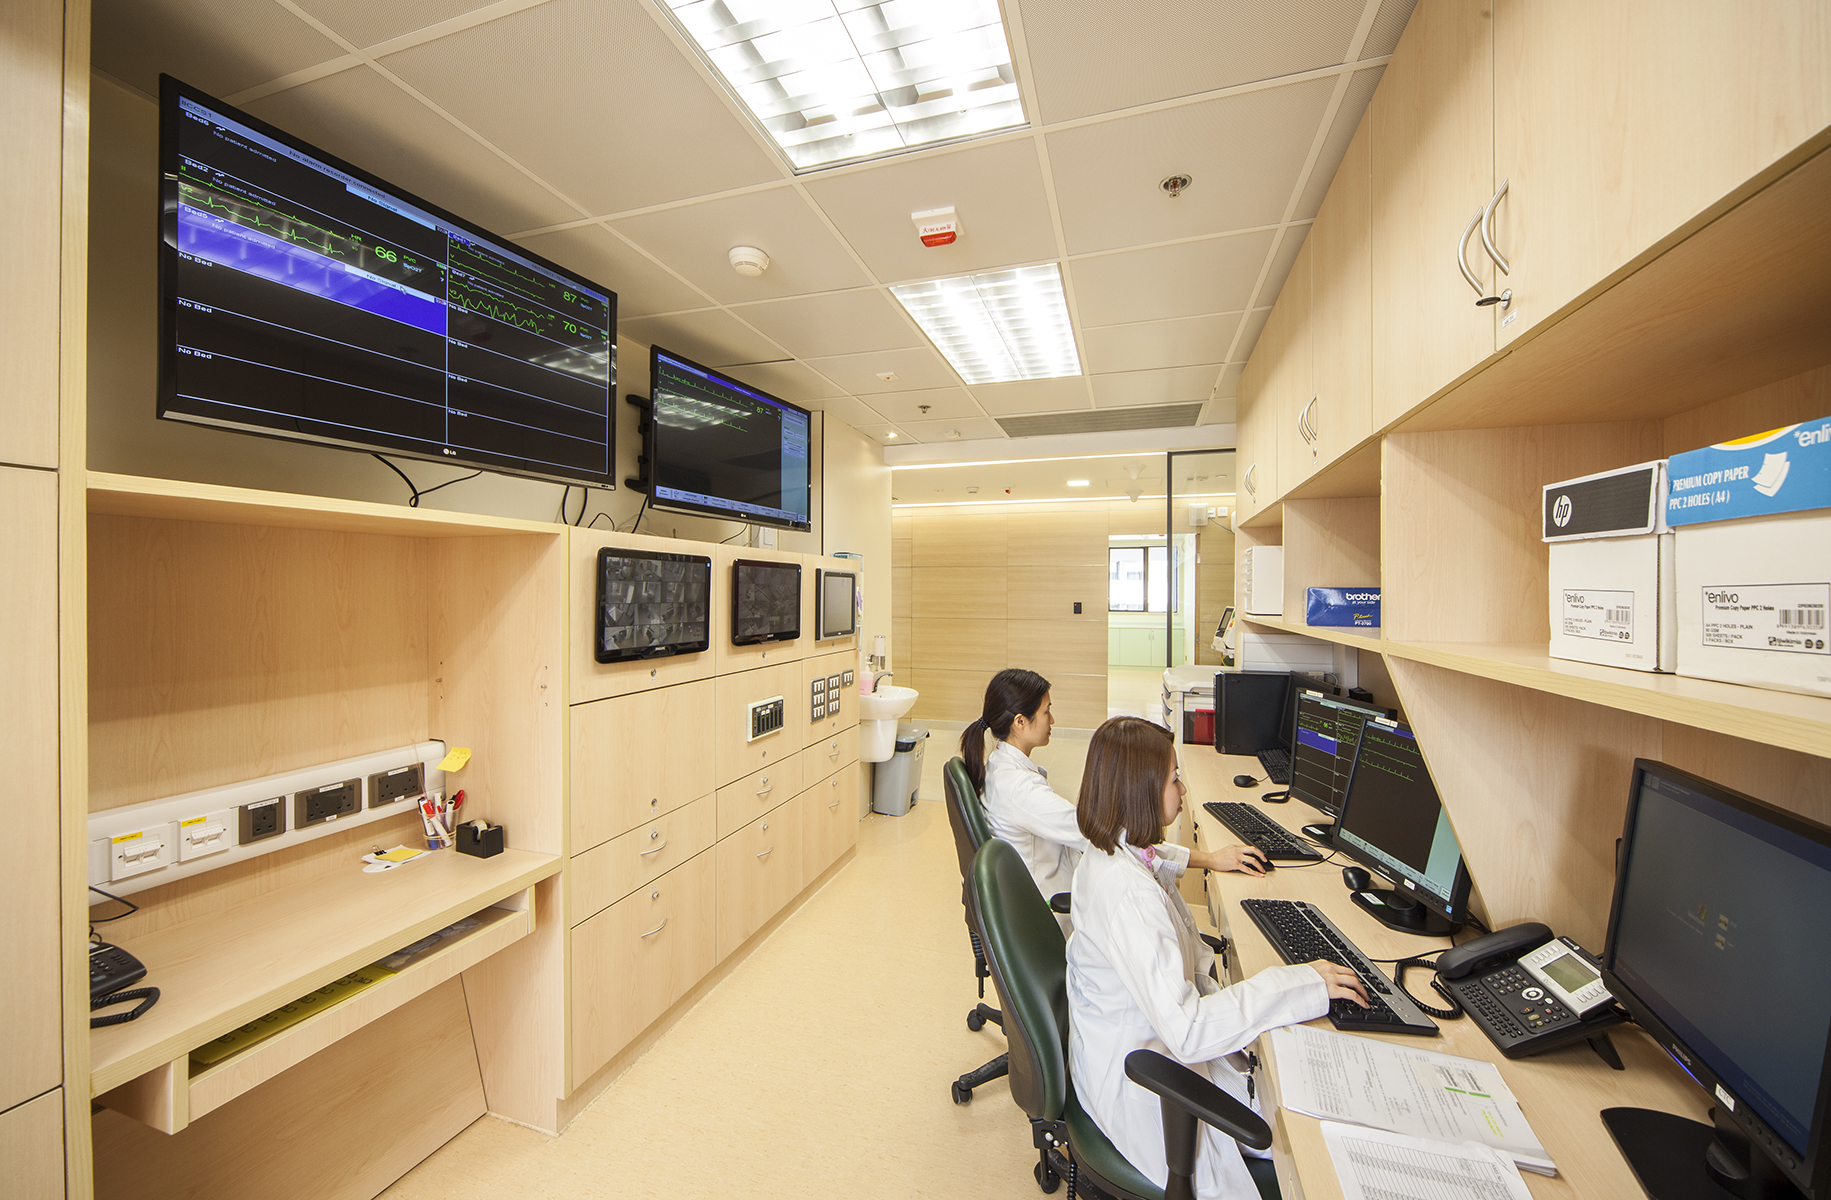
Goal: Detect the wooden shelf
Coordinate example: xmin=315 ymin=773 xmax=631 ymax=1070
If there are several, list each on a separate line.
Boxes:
xmin=89 ymin=847 xmax=559 ymax=1098
xmin=1239 ymin=613 xmax=1382 ymax=650
xmin=1383 ymin=640 xmax=1831 ymax=758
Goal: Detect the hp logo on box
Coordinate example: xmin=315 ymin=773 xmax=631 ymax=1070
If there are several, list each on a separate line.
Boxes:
xmin=1553 ymin=495 xmax=1573 ymax=527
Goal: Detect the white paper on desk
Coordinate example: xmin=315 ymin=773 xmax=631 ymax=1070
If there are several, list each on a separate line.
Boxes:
xmin=1320 ymin=1122 xmax=1534 ymax=1200
xmin=1269 ymin=1025 xmax=1556 ymax=1176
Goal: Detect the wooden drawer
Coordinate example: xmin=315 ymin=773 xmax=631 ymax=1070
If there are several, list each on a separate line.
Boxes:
xmin=803 ymin=724 xmax=859 ymax=787
xmin=569 ymin=850 xmax=717 ymax=1084
xmin=801 ymin=651 xmax=858 ymax=747
xmin=569 ymin=794 xmax=715 ymax=925
xmin=570 ymin=679 xmax=714 ymax=852
xmin=713 ymin=660 xmax=803 ymax=787
xmin=714 ymin=753 xmax=802 ymax=841
xmin=716 ymin=806 xmax=804 ymax=961
xmin=799 ymin=761 xmax=860 ymax=887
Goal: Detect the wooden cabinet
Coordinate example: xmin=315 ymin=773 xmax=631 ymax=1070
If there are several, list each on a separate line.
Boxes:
xmin=714 ymin=753 xmax=803 ymax=840
xmin=1492 ymin=0 xmax=1831 ymax=346
xmin=569 ymin=849 xmax=718 ymax=1083
xmin=569 ymin=795 xmax=716 ymax=925
xmin=712 ymin=661 xmax=803 ymax=786
xmin=1305 ymin=114 xmax=1375 ymax=466
xmin=569 ymin=679 xmax=714 ymax=853
xmin=803 ymin=725 xmax=859 ymax=787
xmin=1271 ymin=236 xmax=1315 ymax=491
xmin=799 ymin=761 xmax=860 ymax=886
xmin=802 ymin=649 xmax=857 ymax=746
xmin=716 ymin=806 xmax=804 ymax=961
xmin=1234 ymin=323 xmax=1280 ymax=523
xmin=1371 ymin=0 xmax=1497 ymax=426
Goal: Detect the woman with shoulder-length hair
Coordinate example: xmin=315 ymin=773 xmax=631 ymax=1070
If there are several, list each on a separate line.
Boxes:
xmin=960 ymin=669 xmax=1266 ymax=930
xmin=1067 ymin=716 xmax=1368 ymax=1198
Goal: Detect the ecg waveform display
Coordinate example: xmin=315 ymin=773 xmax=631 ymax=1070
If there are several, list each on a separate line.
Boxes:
xmin=649 ymin=351 xmax=811 ymax=530
xmin=1338 ymin=722 xmax=1465 ymax=905
xmin=159 ymin=81 xmax=615 ymax=486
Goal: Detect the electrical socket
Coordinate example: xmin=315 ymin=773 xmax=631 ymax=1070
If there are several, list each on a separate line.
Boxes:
xmin=368 ymin=763 xmax=424 ymax=809
xmin=239 ymin=797 xmax=285 ymax=844
xmin=107 ymin=824 xmax=177 ymax=882
xmin=294 ymin=778 xmax=361 ymax=828
xmin=177 ymin=808 xmax=235 ymax=862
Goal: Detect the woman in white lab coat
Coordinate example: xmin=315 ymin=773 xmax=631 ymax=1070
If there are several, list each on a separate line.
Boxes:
xmin=960 ymin=670 xmax=1266 ymax=929
xmin=1066 ymin=716 xmax=1369 ymax=1198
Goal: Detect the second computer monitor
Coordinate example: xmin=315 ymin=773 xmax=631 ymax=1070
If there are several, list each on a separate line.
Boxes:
xmin=1334 ymin=717 xmax=1472 ymax=936
xmin=1288 ymin=690 xmax=1389 ymax=819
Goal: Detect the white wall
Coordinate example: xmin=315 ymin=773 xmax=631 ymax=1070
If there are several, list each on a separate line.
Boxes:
xmin=817 ymin=418 xmax=893 ymax=662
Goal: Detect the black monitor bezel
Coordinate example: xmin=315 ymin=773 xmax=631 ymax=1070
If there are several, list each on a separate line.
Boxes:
xmin=1601 ymin=758 xmax=1831 ymax=1196
xmin=592 ymin=547 xmax=711 ymax=664
xmin=731 ymin=558 xmax=802 ymax=646
xmin=814 ymin=568 xmax=857 ymax=640
xmin=1330 ymin=718 xmax=1473 ymax=923
xmin=156 ymin=74 xmax=618 ymax=488
xmin=1287 ymin=689 xmax=1389 ymax=817
xmin=647 ymin=345 xmax=813 ymax=532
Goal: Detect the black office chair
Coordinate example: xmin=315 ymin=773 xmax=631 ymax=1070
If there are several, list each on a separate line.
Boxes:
xmin=943 ymin=755 xmax=1010 ymax=1104
xmin=971 ymin=837 xmax=1281 ymax=1200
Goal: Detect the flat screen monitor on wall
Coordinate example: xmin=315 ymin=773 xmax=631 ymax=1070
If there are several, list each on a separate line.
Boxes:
xmin=816 ymin=569 xmax=856 ymax=640
xmin=732 ymin=559 xmax=801 ymax=646
xmin=649 ymin=347 xmax=812 ymax=531
xmin=157 ymin=75 xmax=616 ymax=487
xmin=594 ymin=548 xmax=711 ymax=664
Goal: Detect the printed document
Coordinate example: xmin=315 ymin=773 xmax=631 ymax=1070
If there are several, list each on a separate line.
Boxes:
xmin=1320 ymin=1122 xmax=1534 ymax=1200
xmin=1269 ymin=1025 xmax=1555 ymax=1175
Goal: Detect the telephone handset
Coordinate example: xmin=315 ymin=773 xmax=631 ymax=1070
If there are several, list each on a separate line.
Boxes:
xmin=1432 ymin=923 xmax=1626 ymax=1062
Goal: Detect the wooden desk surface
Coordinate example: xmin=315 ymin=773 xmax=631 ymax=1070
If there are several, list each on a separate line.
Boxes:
xmin=1179 ymin=744 xmax=1709 ymax=1200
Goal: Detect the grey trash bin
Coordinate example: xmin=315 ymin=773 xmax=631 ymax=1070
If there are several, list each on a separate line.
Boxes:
xmin=871 ymin=725 xmax=928 ymax=816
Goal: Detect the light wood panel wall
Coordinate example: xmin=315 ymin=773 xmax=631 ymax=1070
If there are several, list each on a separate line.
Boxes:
xmin=0 ymin=1091 xmax=65 ymax=1199
xmin=1662 ymin=360 xmax=1831 ymax=456
xmin=0 ymin=0 xmax=65 ymax=470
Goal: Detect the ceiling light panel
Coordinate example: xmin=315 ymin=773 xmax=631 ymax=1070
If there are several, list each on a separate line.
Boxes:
xmin=665 ymin=0 xmax=1025 ymax=170
xmin=891 ymin=264 xmax=1081 ymax=385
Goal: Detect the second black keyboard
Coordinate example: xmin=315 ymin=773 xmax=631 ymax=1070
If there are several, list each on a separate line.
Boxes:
xmin=1238 ymin=898 xmax=1439 ymax=1035
xmin=1203 ymin=801 xmax=1324 ymax=861
xmin=1256 ymin=748 xmax=1292 ymax=784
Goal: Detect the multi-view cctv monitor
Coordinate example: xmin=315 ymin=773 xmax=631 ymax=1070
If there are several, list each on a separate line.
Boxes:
xmin=594 ymin=548 xmax=711 ymax=664
xmin=816 ymin=569 xmax=857 ymax=640
xmin=732 ymin=558 xmax=801 ymax=646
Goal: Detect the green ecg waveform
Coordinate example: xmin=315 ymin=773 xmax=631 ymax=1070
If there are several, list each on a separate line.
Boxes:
xmin=180 ymin=175 xmax=351 ymax=259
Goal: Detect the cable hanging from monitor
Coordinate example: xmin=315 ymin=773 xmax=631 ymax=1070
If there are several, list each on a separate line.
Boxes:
xmin=372 ymin=454 xmax=481 ymax=508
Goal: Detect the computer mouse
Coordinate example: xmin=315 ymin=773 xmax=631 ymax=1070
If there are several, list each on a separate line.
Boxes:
xmin=1232 ymin=774 xmax=1257 ymax=788
xmin=1341 ymin=865 xmax=1372 ymax=892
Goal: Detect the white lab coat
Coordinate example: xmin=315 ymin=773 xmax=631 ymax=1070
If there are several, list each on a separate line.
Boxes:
xmin=1067 ymin=838 xmax=1327 ymax=1199
xmin=981 ymin=740 xmax=1191 ymax=931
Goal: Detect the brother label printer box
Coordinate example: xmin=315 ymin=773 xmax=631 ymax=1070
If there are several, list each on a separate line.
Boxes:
xmin=1305 ymin=587 xmax=1380 ymax=628
xmin=1542 ymin=461 xmax=1674 ymax=672
xmin=1667 ymin=418 xmax=1831 ymax=697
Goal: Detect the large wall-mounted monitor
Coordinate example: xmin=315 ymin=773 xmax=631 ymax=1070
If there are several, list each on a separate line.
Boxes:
xmin=816 ymin=568 xmax=856 ymax=640
xmin=158 ymin=75 xmax=616 ymax=487
xmin=649 ymin=347 xmax=812 ymax=531
xmin=594 ymin=548 xmax=711 ymax=663
xmin=732 ymin=558 xmax=801 ymax=646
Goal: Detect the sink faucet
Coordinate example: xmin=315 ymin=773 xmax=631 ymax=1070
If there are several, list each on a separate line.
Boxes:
xmin=873 ymin=671 xmax=894 ymax=685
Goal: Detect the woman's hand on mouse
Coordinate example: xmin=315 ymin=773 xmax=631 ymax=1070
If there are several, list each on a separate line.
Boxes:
xmin=1192 ymin=844 xmax=1269 ymax=876
xmin=1306 ymin=961 xmax=1370 ymax=1007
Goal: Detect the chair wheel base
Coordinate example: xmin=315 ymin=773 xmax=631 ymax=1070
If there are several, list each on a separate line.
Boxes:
xmin=968 ymin=1010 xmax=986 ymax=1031
xmin=952 ymin=1080 xmax=973 ymax=1105
xmin=1035 ymin=1159 xmax=1060 ymax=1193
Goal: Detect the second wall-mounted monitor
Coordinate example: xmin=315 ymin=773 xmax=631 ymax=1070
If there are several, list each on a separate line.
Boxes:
xmin=733 ymin=558 xmax=801 ymax=646
xmin=595 ymin=548 xmax=711 ymax=663
xmin=816 ymin=569 xmax=857 ymax=640
xmin=650 ymin=347 xmax=812 ymax=531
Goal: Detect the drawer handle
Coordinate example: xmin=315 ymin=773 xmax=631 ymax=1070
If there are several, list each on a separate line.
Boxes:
xmin=755 ymin=777 xmax=772 ymax=795
xmin=757 ymin=845 xmax=774 ymax=859
xmin=640 ymin=918 xmax=668 ymax=938
xmin=828 ymin=797 xmax=840 ymax=810
xmin=828 ymin=741 xmax=839 ymax=758
xmin=639 ymin=840 xmax=669 ymax=856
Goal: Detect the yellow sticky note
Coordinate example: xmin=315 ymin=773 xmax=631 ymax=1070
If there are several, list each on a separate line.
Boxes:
xmin=376 ymin=846 xmax=424 ymax=863
xmin=438 ymin=746 xmax=472 ymax=772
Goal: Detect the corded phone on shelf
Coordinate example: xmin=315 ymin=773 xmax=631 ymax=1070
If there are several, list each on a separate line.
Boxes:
xmin=1428 ymin=921 xmax=1627 ymax=1066
xmin=91 ymin=941 xmax=159 ymax=1029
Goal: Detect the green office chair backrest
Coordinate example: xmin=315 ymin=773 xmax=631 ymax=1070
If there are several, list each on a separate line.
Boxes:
xmin=971 ymin=838 xmax=1068 ymax=1124
xmin=945 ymin=756 xmax=993 ymax=849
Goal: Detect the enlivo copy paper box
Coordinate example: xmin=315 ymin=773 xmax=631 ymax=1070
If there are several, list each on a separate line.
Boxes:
xmin=1542 ymin=461 xmax=1673 ymax=672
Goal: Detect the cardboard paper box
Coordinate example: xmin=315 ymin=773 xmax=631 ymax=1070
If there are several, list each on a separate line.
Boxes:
xmin=1541 ymin=461 xmax=1673 ymax=672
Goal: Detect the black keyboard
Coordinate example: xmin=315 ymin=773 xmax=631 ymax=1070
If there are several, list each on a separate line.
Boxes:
xmin=1238 ymin=898 xmax=1439 ymax=1036
xmin=1256 ymin=748 xmax=1291 ymax=784
xmin=1203 ymin=802 xmax=1324 ymax=861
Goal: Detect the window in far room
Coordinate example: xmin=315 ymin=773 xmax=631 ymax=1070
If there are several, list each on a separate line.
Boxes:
xmin=1109 ymin=545 xmax=1173 ymax=612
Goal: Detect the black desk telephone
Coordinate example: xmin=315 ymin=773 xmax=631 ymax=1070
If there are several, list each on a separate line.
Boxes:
xmin=1432 ymin=922 xmax=1626 ymax=1064
xmin=91 ymin=941 xmax=159 ymax=1029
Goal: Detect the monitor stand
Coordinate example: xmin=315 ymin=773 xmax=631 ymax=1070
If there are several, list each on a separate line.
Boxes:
xmin=1348 ymin=887 xmax=1458 ymax=937
xmin=1300 ymin=823 xmax=1334 ymax=844
xmin=1603 ymin=1106 xmax=1803 ymax=1200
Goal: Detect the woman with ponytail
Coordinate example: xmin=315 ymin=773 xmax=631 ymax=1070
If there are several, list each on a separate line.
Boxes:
xmin=961 ymin=669 xmax=1266 ymax=930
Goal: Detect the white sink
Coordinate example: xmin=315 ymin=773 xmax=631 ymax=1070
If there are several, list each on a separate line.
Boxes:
xmin=857 ymin=684 xmax=918 ymax=722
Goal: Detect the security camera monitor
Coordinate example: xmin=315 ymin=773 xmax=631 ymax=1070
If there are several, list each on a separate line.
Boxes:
xmin=816 ymin=568 xmax=856 ymax=640
xmin=594 ymin=548 xmax=711 ymax=663
xmin=732 ymin=558 xmax=801 ymax=645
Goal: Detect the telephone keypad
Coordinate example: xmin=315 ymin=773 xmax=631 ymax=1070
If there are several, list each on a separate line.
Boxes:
xmin=1482 ymin=967 xmax=1573 ymax=1033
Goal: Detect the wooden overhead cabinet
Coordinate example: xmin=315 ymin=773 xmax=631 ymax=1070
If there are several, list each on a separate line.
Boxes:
xmin=1301 ymin=113 xmax=1374 ymax=482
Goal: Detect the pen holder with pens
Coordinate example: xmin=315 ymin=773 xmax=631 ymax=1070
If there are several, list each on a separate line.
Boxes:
xmin=457 ymin=822 xmax=503 ymax=858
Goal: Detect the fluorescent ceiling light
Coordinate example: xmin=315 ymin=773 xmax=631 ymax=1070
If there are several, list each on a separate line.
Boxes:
xmin=1066 ymin=479 xmax=1090 ymax=486
xmin=891 ymin=264 xmax=1081 ymax=384
xmin=665 ymin=0 xmax=1025 ymax=171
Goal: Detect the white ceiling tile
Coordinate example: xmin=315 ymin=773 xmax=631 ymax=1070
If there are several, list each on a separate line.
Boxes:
xmin=1017 ymin=0 xmax=1364 ymax=124
xmin=1082 ymin=312 xmax=1244 ymax=374
xmin=802 ymin=138 xmax=1059 ymax=283
xmin=863 ymin=388 xmax=984 ymax=424
xmin=93 ymin=0 xmax=346 ymax=97
xmin=1069 ymin=231 xmax=1274 ymax=326
xmin=1294 ymin=67 xmax=1383 ymax=218
xmin=718 ymin=360 xmax=847 ymax=405
xmin=803 ymin=395 xmax=891 ymax=428
xmin=1199 ymin=396 xmax=1238 ymax=425
xmin=1363 ymin=0 xmax=1421 ymax=59
xmin=805 ymin=347 xmax=962 ymax=395
xmin=1213 ymin=362 xmax=1246 ymax=398
xmin=1090 ymin=364 xmax=1228 ymax=409
xmin=1230 ymin=308 xmax=1273 ymax=363
xmin=611 ymin=188 xmax=872 ymax=305
xmin=898 ymin=417 xmax=1008 ymax=443
xmin=1046 ymin=76 xmax=1337 ymax=254
xmin=292 ymin=0 xmax=500 ymax=48
xmin=378 ymin=0 xmax=783 ymax=213
xmin=969 ymin=376 xmax=1094 ymax=415
xmin=512 ymin=223 xmax=707 ymax=319
xmin=241 ymin=66 xmax=581 ymax=236
xmin=618 ymin=310 xmax=787 ymax=369
xmin=730 ymin=289 xmax=922 ymax=361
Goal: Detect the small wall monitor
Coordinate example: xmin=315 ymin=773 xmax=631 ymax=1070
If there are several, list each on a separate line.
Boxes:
xmin=1333 ymin=718 xmax=1471 ymax=936
xmin=157 ymin=76 xmax=616 ymax=487
xmin=732 ymin=558 xmax=801 ymax=646
xmin=594 ymin=548 xmax=711 ymax=663
xmin=815 ymin=568 xmax=856 ymax=640
xmin=650 ymin=347 xmax=812 ymax=531
xmin=1288 ymin=690 xmax=1392 ymax=821
xmin=1601 ymin=760 xmax=1831 ymax=1200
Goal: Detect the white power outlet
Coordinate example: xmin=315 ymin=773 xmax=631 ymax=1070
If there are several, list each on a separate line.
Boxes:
xmin=106 ymin=824 xmax=177 ymax=882
xmin=177 ymin=808 xmax=235 ymax=862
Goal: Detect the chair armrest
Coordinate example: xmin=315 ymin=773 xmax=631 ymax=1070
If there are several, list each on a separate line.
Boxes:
xmin=1050 ymin=892 xmax=1071 ymax=914
xmin=1199 ymin=932 xmax=1227 ymax=956
xmin=1124 ymin=1049 xmax=1271 ymax=1150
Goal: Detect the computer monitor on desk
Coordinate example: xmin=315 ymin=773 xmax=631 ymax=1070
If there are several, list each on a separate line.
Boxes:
xmin=1288 ymin=690 xmax=1390 ymax=840
xmin=1332 ymin=717 xmax=1472 ymax=937
xmin=1599 ymin=760 xmax=1831 ymax=1200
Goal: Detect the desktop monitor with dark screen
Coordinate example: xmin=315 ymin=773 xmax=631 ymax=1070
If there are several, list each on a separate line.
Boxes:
xmin=1333 ymin=718 xmax=1471 ymax=936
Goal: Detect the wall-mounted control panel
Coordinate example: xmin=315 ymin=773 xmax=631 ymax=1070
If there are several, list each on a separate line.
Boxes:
xmin=748 ymin=695 xmax=785 ymax=741
xmin=811 ymin=673 xmax=854 ymax=722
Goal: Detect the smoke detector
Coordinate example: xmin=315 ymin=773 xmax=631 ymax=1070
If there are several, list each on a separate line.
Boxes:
xmin=728 ymin=246 xmax=770 ymax=277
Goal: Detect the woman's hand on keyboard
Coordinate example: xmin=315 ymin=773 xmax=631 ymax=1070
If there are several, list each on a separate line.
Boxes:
xmin=1194 ymin=844 xmax=1269 ymax=876
xmin=1307 ymin=961 xmax=1370 ymax=1008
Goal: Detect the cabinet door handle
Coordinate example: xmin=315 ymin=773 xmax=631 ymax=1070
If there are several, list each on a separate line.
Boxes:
xmin=640 ymin=918 xmax=668 ymax=938
xmin=756 ymin=845 xmax=774 ymax=859
xmin=1457 ymin=205 xmax=1487 ymax=299
xmin=1298 ymin=395 xmax=1318 ymax=443
xmin=1479 ymin=178 xmax=1511 ymax=276
xmin=638 ymin=840 xmax=668 ymax=856
xmin=1244 ymin=463 xmax=1257 ymax=498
